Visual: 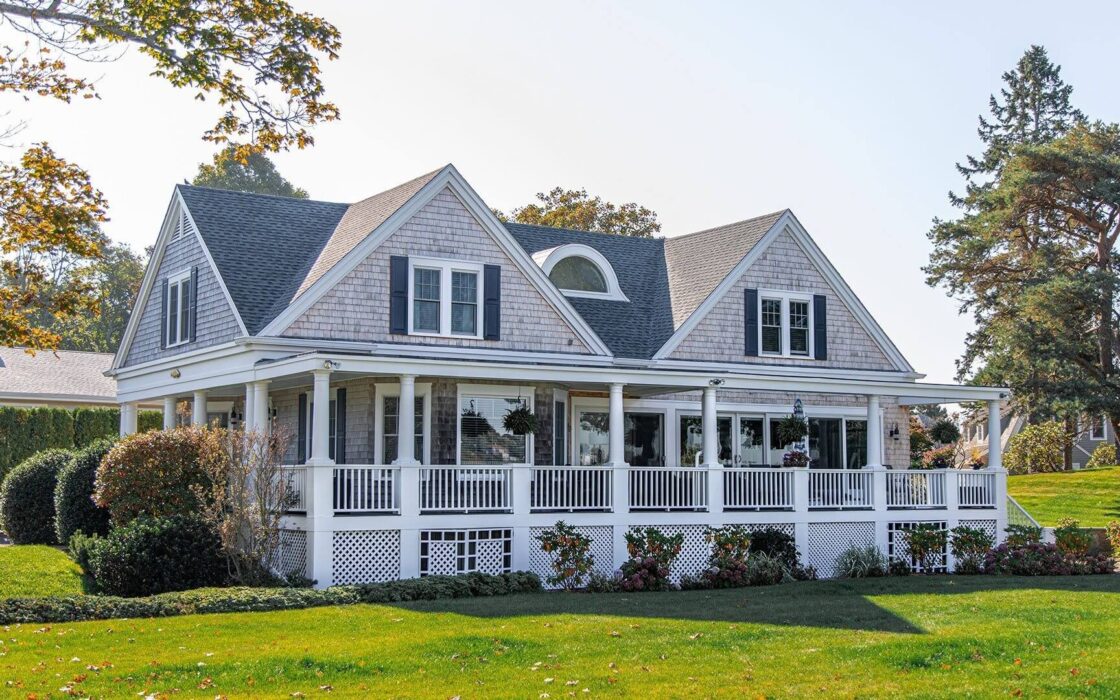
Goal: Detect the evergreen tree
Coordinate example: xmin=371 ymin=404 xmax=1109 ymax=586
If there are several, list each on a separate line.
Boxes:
xmin=191 ymin=147 xmax=309 ymax=199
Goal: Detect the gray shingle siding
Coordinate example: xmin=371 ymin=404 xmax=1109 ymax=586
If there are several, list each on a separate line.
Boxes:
xmin=123 ymin=225 xmax=241 ymax=367
xmin=669 ymin=228 xmax=896 ymax=370
xmin=283 ymin=188 xmax=594 ymax=355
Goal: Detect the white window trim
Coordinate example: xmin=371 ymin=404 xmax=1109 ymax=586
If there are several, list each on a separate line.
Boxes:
xmin=757 ymin=289 xmax=814 ymax=359
xmin=1089 ymin=414 xmax=1106 ymax=441
xmin=373 ymin=382 xmax=432 ymax=465
xmin=552 ymin=388 xmax=569 ymax=466
xmin=456 ymin=383 xmax=534 ymax=466
xmin=407 ymin=256 xmax=484 ymax=339
xmin=165 ymin=269 xmax=192 ymax=348
xmin=533 ymin=244 xmax=629 ymax=301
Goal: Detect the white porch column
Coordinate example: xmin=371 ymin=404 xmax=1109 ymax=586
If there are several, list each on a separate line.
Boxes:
xmin=703 ymin=385 xmax=723 ymax=515
xmin=162 ymin=397 xmax=177 ymax=430
xmin=192 ymin=390 xmax=207 ymax=427
xmin=243 ymin=384 xmax=254 ymax=432
xmin=119 ymin=402 xmax=138 ymax=436
xmin=987 ymin=399 xmax=1003 ymax=469
xmin=394 ymin=375 xmax=419 ymax=466
xmin=607 ymin=383 xmax=627 ymax=466
xmin=251 ymin=380 xmax=270 ymax=433
xmin=309 ymin=370 xmax=333 ymax=465
xmin=866 ymin=395 xmax=882 ymax=468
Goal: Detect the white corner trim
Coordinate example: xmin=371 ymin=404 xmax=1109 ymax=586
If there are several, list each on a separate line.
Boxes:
xmin=532 ymin=243 xmax=629 ymax=302
xmin=258 ymin=165 xmax=613 ymax=357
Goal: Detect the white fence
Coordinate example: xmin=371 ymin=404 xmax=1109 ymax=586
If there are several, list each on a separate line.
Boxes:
xmin=530 ymin=467 xmax=612 ymax=511
xmin=628 ymin=467 xmax=708 ymax=510
xmin=723 ymin=468 xmax=794 ymax=510
xmin=808 ymin=469 xmax=875 ymax=509
xmin=887 ymin=471 xmax=946 ymax=509
xmin=420 ymin=467 xmax=513 ymax=513
xmin=958 ymin=471 xmax=997 ymax=508
xmin=334 ymin=466 xmax=399 ymax=514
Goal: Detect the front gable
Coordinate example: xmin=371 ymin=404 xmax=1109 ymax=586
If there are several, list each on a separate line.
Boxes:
xmin=661 ymin=218 xmax=911 ymax=372
xmin=282 ymin=186 xmax=599 ymax=355
xmin=117 ymin=195 xmax=245 ymax=369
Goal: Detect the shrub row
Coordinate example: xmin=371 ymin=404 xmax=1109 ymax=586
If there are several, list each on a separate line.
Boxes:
xmin=0 ymin=406 xmax=160 ymax=481
xmin=0 ymin=572 xmax=542 ymax=624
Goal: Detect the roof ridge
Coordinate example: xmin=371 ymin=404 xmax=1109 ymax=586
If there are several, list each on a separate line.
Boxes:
xmin=175 ymin=183 xmax=348 ymax=207
xmin=666 ymin=209 xmax=788 ymax=243
xmin=503 ymin=221 xmax=665 ymax=243
xmin=1 ymin=347 xmax=115 ymax=357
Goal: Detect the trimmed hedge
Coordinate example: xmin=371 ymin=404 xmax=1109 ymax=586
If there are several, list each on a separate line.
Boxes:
xmin=0 ymin=572 xmax=542 ymax=624
xmin=0 ymin=406 xmax=161 ymax=481
xmin=54 ymin=439 xmax=114 ymax=543
xmin=0 ymin=449 xmax=73 ymax=544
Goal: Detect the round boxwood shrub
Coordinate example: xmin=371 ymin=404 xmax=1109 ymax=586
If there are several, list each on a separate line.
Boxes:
xmin=0 ymin=449 xmax=73 ymax=544
xmin=85 ymin=515 xmax=227 ymax=597
xmin=54 ymin=439 xmax=114 ymax=543
xmin=94 ymin=426 xmax=222 ymax=525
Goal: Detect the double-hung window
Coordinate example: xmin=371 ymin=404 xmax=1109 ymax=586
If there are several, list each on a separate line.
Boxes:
xmin=166 ymin=270 xmax=192 ymax=347
xmin=1090 ymin=414 xmax=1106 ymax=440
xmin=758 ymin=292 xmax=812 ymax=358
xmin=408 ymin=258 xmax=482 ymax=338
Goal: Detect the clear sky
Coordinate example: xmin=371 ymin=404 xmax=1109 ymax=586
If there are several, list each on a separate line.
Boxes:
xmin=5 ymin=1 xmax=1119 ymax=383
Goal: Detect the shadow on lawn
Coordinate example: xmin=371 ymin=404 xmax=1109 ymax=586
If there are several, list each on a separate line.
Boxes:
xmin=394 ymin=575 xmax=1120 ymax=635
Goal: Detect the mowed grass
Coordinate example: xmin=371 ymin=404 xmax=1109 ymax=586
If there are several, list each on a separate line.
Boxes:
xmin=3 ymin=576 xmax=1120 ymax=698
xmin=0 ymin=545 xmax=85 ymax=598
xmin=1009 ymin=465 xmax=1120 ymax=527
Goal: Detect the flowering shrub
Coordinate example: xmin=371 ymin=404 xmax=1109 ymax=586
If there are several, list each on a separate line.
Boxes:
xmin=984 ymin=542 xmax=1114 ymax=576
xmin=1054 ymin=518 xmax=1093 ymax=558
xmin=536 ymin=521 xmax=595 ymax=590
xmin=782 ymin=450 xmax=809 ymax=468
xmin=704 ymin=525 xmax=752 ymax=569
xmin=902 ymin=524 xmax=947 ymax=573
xmin=921 ymin=445 xmax=956 ymax=469
xmin=1086 ymin=442 xmax=1117 ymax=469
xmin=950 ymin=525 xmax=994 ymax=574
xmin=1004 ymin=523 xmax=1043 ymax=548
xmin=94 ymin=426 xmax=224 ymax=525
xmin=619 ymin=528 xmax=683 ymax=591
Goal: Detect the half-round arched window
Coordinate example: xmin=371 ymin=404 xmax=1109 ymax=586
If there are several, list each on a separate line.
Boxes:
xmin=549 ymin=255 xmax=608 ymax=293
xmin=532 ymin=244 xmax=628 ymax=301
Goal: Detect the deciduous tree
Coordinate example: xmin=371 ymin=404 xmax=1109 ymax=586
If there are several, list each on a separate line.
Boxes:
xmin=192 ymin=145 xmax=308 ymax=198
xmin=497 ymin=187 xmax=660 ymax=237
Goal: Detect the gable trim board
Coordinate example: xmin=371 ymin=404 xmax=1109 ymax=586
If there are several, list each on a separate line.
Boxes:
xmin=259 ymin=165 xmax=612 ymax=357
xmin=112 ymin=193 xmax=249 ymax=371
xmin=651 ymin=211 xmax=914 ymax=373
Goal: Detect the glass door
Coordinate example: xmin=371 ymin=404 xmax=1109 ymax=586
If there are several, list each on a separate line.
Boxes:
xmin=737 ymin=416 xmax=765 ymax=466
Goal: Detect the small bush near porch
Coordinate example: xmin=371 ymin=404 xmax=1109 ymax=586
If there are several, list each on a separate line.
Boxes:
xmin=2 ymin=576 xmax=1120 ymax=698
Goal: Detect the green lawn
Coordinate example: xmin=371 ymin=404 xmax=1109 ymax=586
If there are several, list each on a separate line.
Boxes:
xmin=0 ymin=545 xmax=86 ymax=598
xmin=1008 ymin=465 xmax=1120 ymax=527
xmin=3 ymin=576 xmax=1120 ymax=698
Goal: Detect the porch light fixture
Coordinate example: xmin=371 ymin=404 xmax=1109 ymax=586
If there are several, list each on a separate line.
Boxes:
xmin=323 ymin=360 xmax=341 ymax=370
xmin=889 ymin=422 xmax=900 ymax=440
xmin=708 ymin=378 xmax=725 ymax=386
xmin=169 ymin=368 xmax=181 ymax=379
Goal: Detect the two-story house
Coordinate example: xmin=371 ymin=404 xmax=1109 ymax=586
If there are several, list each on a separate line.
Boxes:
xmin=110 ymin=165 xmax=1009 ymax=584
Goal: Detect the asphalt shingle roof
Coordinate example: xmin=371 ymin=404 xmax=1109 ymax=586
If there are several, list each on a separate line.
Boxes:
xmin=176 ymin=173 xmax=786 ymax=358
xmin=0 ymin=348 xmax=116 ymax=401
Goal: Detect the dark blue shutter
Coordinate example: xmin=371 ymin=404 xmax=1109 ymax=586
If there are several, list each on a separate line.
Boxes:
xmin=389 ymin=255 xmax=409 ymax=334
xmin=189 ymin=266 xmax=199 ymax=342
xmin=483 ymin=264 xmax=501 ymax=341
xmin=297 ymin=393 xmax=307 ymax=463
xmin=159 ymin=279 xmax=168 ymax=349
xmin=744 ymin=288 xmax=759 ymax=357
xmin=813 ymin=294 xmax=827 ymax=360
xmin=335 ymin=388 xmax=346 ymax=465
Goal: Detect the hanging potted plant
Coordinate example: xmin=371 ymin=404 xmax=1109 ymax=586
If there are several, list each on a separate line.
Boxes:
xmin=776 ymin=414 xmax=809 ymax=467
xmin=503 ymin=403 xmax=539 ymax=435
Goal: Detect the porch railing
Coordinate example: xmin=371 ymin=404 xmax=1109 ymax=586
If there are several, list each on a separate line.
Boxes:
xmin=958 ymin=471 xmax=997 ymax=508
xmin=886 ymin=471 xmax=946 ymax=509
xmin=334 ymin=466 xmax=399 ymax=514
xmin=420 ymin=467 xmax=513 ymax=513
xmin=279 ymin=466 xmax=307 ymax=513
xmin=723 ymin=467 xmax=794 ymax=510
xmin=530 ymin=467 xmax=612 ymax=511
xmin=808 ymin=469 xmax=874 ymax=510
xmin=629 ymin=467 xmax=708 ymax=511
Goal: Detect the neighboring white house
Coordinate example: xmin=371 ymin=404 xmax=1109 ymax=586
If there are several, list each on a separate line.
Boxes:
xmin=0 ymin=347 xmax=161 ymax=410
xmin=109 ymin=164 xmax=1010 ymax=584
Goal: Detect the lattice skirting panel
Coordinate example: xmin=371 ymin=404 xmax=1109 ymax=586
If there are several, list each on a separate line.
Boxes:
xmin=959 ymin=519 xmax=998 ymax=544
xmin=888 ymin=521 xmax=948 ymax=574
xmin=745 ymin=523 xmax=795 ymax=537
xmin=332 ymin=530 xmax=401 ymax=585
xmin=420 ymin=529 xmax=512 ymax=576
xmin=276 ymin=529 xmax=308 ymax=578
xmin=629 ymin=525 xmax=708 ymax=582
xmin=807 ymin=522 xmax=875 ymax=578
xmin=529 ymin=525 xmax=614 ymax=589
